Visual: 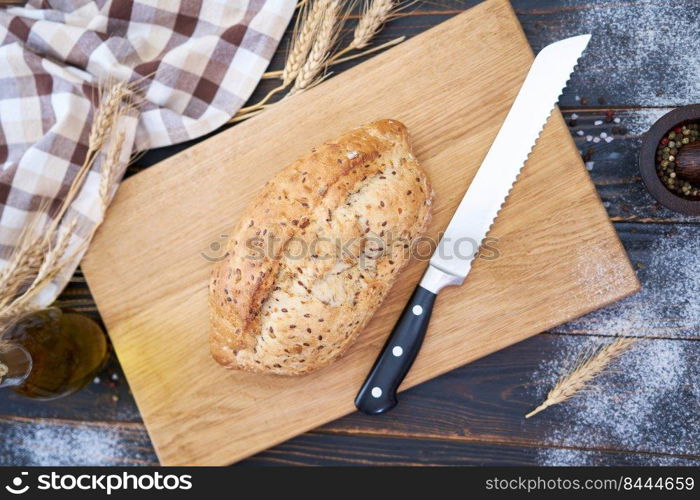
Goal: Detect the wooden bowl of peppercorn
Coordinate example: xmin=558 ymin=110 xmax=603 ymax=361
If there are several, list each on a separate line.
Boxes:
xmin=639 ymin=104 xmax=700 ymax=215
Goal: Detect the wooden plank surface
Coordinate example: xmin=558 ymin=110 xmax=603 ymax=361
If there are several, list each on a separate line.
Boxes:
xmin=240 ymin=433 xmax=700 ymax=466
xmin=4 ymin=0 xmax=700 ymax=467
xmin=79 ymin=0 xmax=637 ymax=465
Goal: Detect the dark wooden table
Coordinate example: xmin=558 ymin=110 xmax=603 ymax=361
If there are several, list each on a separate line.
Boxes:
xmin=3 ymin=0 xmax=700 ymax=466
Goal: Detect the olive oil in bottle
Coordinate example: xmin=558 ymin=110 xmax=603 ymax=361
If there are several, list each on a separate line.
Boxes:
xmin=0 ymin=308 xmax=108 ymax=400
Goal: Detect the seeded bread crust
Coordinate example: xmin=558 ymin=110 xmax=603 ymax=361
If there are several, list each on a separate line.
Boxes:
xmin=209 ymin=119 xmax=433 ymax=375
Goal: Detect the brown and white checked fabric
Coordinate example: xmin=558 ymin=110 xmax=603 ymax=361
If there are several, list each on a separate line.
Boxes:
xmin=0 ymin=0 xmax=295 ymax=304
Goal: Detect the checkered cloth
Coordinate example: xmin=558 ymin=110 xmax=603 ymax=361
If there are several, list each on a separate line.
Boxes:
xmin=0 ymin=0 xmax=295 ymax=304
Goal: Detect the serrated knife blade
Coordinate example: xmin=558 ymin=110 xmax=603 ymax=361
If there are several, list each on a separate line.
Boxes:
xmin=426 ymin=34 xmax=591 ymax=287
xmin=355 ymin=34 xmax=591 ymax=415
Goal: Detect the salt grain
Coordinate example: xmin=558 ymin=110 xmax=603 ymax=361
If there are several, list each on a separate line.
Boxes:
xmin=577 ymin=130 xmax=584 ymax=136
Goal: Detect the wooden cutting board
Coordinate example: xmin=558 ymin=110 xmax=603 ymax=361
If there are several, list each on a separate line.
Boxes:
xmin=82 ymin=0 xmax=640 ymax=466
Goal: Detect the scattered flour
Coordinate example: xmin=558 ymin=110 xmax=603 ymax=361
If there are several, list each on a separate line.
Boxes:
xmin=546 ymin=1 xmax=700 ymax=106
xmin=532 ymin=227 xmax=700 ymax=465
xmin=621 ymin=108 xmax=674 ymax=136
xmin=563 ymin=226 xmax=700 ymax=339
xmin=572 ymin=239 xmax=634 ymax=303
xmin=532 ymin=336 xmax=700 ymax=465
xmin=0 ymin=421 xmax=154 ymax=466
xmin=541 ymin=447 xmax=698 ymax=467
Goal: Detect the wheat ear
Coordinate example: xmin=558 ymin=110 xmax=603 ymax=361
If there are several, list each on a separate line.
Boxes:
xmin=291 ymin=0 xmax=344 ymax=94
xmin=263 ymin=0 xmax=407 ymax=80
xmin=51 ymin=82 xmax=134 ymax=227
xmin=99 ymin=131 xmax=127 ymax=207
xmin=525 ymin=336 xmax=639 ymax=418
xmin=352 ymin=0 xmax=400 ymax=50
xmin=283 ymin=0 xmax=327 ymax=86
xmin=233 ymin=0 xmax=327 ymax=118
xmin=325 ymin=0 xmax=406 ymax=63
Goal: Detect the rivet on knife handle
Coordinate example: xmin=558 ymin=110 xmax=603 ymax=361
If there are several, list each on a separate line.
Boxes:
xmin=355 ymin=284 xmax=437 ymax=415
xmin=355 ymin=265 xmax=462 ymax=414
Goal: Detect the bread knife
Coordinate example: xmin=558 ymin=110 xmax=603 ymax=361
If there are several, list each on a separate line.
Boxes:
xmin=355 ymin=34 xmax=591 ymax=415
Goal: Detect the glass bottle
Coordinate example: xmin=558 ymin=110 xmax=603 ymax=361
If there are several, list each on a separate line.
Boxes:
xmin=0 ymin=342 xmax=32 ymax=389
xmin=0 ymin=308 xmax=108 ymax=400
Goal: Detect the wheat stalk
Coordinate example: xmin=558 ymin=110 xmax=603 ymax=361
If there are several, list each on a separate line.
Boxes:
xmin=262 ymin=0 xmax=407 ymax=80
xmin=283 ymin=0 xmax=327 ymax=86
xmin=18 ymin=219 xmax=77 ymax=303
xmin=88 ymin=82 xmax=128 ymax=151
xmin=0 ymin=209 xmax=48 ymax=303
xmin=234 ymin=0 xmax=330 ymax=117
xmin=291 ymin=0 xmax=343 ymax=94
xmin=0 ymin=81 xmax=138 ymax=331
xmin=322 ymin=0 xmax=407 ymax=64
xmin=51 ymin=82 xmax=135 ymax=228
xmin=525 ymin=336 xmax=638 ymax=418
xmin=231 ymin=0 xmax=403 ymax=123
xmin=99 ymin=131 xmax=127 ymax=206
xmin=352 ymin=0 xmax=400 ymax=50
xmin=0 ymin=219 xmax=79 ymax=328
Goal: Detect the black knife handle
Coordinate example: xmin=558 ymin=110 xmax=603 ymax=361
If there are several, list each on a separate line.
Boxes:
xmin=355 ymin=285 xmax=437 ymax=415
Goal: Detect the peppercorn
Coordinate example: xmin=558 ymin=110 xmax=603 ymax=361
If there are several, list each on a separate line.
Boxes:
xmin=655 ymin=121 xmax=700 ymax=199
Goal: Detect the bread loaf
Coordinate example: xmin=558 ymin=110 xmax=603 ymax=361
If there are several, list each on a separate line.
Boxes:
xmin=209 ymin=119 xmax=433 ymax=375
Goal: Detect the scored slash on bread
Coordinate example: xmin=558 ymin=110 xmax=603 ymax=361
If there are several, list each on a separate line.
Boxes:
xmin=209 ymin=119 xmax=433 ymax=375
